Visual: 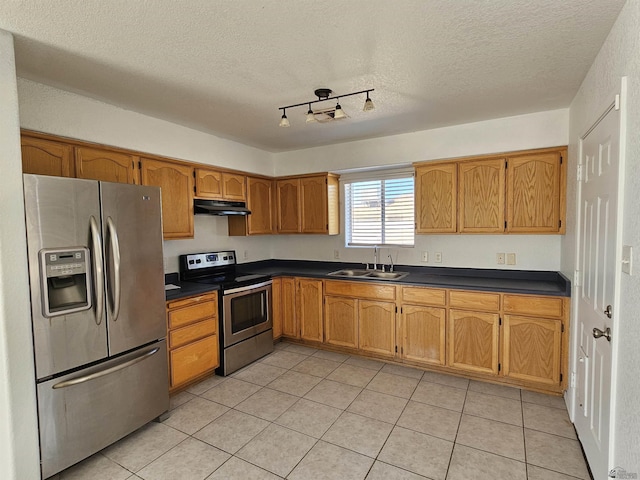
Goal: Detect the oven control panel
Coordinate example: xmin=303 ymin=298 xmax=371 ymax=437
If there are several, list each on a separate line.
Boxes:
xmin=183 ymin=251 xmax=236 ymax=270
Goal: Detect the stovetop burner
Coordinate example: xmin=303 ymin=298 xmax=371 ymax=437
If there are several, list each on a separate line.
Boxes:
xmin=178 ymin=251 xmax=271 ymax=290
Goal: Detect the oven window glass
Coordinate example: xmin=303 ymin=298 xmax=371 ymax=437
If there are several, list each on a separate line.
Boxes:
xmin=230 ymin=290 xmax=267 ymax=333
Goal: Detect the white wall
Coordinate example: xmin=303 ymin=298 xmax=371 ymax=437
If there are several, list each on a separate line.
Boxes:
xmin=565 ymin=0 xmax=640 ymax=472
xmin=0 ymin=30 xmax=40 ymax=480
xmin=17 ymin=79 xmax=276 ymax=273
xmin=272 ymin=109 xmax=568 ymax=270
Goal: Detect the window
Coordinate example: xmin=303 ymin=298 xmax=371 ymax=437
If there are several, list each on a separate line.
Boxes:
xmin=344 ymin=170 xmax=414 ymax=247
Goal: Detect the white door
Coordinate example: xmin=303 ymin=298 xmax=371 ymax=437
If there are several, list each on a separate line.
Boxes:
xmin=574 ymin=96 xmax=621 ymax=479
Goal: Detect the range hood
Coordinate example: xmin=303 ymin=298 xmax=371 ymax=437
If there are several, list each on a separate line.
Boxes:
xmin=194 ymin=199 xmax=251 ymax=216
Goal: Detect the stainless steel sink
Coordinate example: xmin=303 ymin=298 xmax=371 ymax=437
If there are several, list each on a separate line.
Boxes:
xmin=366 ymin=271 xmax=409 ymax=280
xmin=327 ymin=269 xmax=409 ymax=281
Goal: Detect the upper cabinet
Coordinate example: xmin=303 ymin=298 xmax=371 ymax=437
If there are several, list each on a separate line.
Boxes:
xmin=458 ymin=159 xmax=506 ymax=233
xmin=415 ymin=162 xmax=457 ymax=233
xmin=75 ymin=146 xmax=138 ymax=184
xmin=413 ymin=146 xmax=566 ymax=235
xmin=21 ymin=135 xmax=74 ymax=178
xmin=195 ymin=168 xmax=246 ymax=201
xmin=140 ymin=157 xmax=194 ymax=239
xmin=506 ymin=151 xmax=565 ymax=233
xmin=276 ymin=174 xmax=339 ymax=235
xmin=228 ymin=176 xmax=275 ymax=236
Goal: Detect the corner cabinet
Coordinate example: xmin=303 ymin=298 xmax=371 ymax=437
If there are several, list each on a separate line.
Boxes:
xmin=166 ymin=293 xmax=219 ymax=392
xmin=276 ymin=174 xmax=339 ymax=235
xmin=140 ymin=157 xmax=194 ymax=239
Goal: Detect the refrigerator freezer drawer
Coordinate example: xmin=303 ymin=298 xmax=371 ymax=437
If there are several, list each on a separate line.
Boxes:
xmin=37 ymin=340 xmax=169 ymax=479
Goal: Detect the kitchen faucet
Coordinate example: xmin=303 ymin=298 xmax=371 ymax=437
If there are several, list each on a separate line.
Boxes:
xmin=373 ymin=246 xmax=378 ymax=271
xmin=388 ymin=254 xmax=394 ymax=272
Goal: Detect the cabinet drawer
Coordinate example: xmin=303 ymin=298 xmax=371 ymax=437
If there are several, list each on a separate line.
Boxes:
xmin=449 ymin=290 xmax=500 ymax=311
xmin=503 ymin=295 xmax=565 ymax=318
xmin=170 ymin=335 xmax=219 ymax=387
xmin=168 ymin=296 xmax=218 ymax=329
xmin=402 ymin=286 xmax=446 ymax=306
xmin=169 ymin=318 xmax=218 ymax=349
xmin=325 ymin=280 xmax=396 ymax=301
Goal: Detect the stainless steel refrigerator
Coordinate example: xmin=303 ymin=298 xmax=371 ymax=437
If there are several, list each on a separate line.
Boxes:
xmin=23 ymin=174 xmax=169 ymax=479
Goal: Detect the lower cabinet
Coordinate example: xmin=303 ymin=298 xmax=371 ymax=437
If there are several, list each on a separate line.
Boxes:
xmin=359 ymin=300 xmax=396 ymax=357
xmin=166 ymin=293 xmax=219 ymax=391
xmin=401 ymin=304 xmax=446 ymax=366
xmin=448 ymin=309 xmax=500 ymax=376
xmin=324 ymin=296 xmax=358 ymax=349
xmin=271 ymin=278 xmax=283 ymax=339
xmin=298 ymin=278 xmax=324 ymax=342
xmin=280 ymin=277 xmax=299 ymax=338
xmin=502 ymin=315 xmax=562 ymax=386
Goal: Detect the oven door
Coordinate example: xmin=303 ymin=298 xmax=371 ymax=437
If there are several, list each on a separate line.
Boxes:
xmin=222 ymin=281 xmax=272 ymax=348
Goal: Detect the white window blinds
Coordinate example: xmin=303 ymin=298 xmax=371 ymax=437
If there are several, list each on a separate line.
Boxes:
xmin=344 ymin=172 xmax=415 ymax=247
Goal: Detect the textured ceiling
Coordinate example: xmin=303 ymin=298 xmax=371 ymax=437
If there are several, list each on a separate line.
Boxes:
xmin=0 ymin=1 xmax=626 ymax=152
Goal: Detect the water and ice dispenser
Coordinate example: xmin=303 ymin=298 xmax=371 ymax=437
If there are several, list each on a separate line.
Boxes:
xmin=39 ymin=247 xmax=92 ymax=317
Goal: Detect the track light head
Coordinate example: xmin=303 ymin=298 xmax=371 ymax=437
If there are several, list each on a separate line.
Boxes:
xmin=306 ymin=104 xmax=316 ymax=123
xmin=279 ymin=110 xmax=290 ymax=127
xmin=334 ymin=102 xmax=346 ymax=119
xmin=363 ymin=92 xmax=375 ymax=111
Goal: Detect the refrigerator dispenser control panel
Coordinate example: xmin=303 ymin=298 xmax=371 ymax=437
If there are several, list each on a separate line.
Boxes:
xmin=39 ymin=247 xmax=92 ymax=317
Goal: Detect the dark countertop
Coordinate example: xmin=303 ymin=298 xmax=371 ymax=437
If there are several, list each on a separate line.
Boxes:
xmin=165 ymin=260 xmax=571 ymax=300
xmin=236 ymin=260 xmax=571 ymax=297
xmin=164 ymin=272 xmax=220 ymax=301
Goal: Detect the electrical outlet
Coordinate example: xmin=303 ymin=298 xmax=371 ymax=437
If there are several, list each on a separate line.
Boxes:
xmin=496 ymin=253 xmax=505 ymax=265
xmin=506 ymin=253 xmax=516 ymax=265
xmin=434 ymin=252 xmax=442 ymax=263
xmin=421 ymin=251 xmax=429 ymax=262
xmin=243 ymin=250 xmax=249 ymax=260
xmin=334 ymin=249 xmax=340 ymax=259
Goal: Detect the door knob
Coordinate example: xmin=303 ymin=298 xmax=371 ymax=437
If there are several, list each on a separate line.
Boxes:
xmin=593 ymin=327 xmax=612 ymax=342
xmin=604 ymin=305 xmax=612 ymax=319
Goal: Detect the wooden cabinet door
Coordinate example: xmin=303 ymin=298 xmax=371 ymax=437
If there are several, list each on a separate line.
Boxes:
xmin=247 ymin=177 xmax=274 ymax=234
xmin=458 ymin=159 xmax=505 ymax=233
xmin=272 ymin=278 xmax=283 ymax=339
xmin=75 ymin=146 xmax=137 ymax=184
xmin=502 ymin=315 xmax=562 ymax=386
xmin=281 ymin=277 xmax=299 ymax=338
xmin=140 ymin=158 xmax=194 ymax=239
xmin=297 ymin=278 xmax=323 ymax=342
xmin=415 ymin=163 xmax=457 ymax=233
xmin=359 ymin=300 xmax=395 ymax=357
xmin=277 ymin=179 xmax=301 ymax=233
xmin=448 ymin=309 xmax=499 ymax=375
xmin=195 ymin=168 xmax=222 ymax=199
xmin=170 ymin=335 xmax=219 ymax=388
xmin=506 ymin=152 xmax=563 ymax=233
xmin=222 ymin=173 xmax=246 ymax=201
xmin=402 ymin=305 xmax=446 ymax=366
xmin=300 ymin=176 xmax=327 ymax=233
xmin=21 ymin=136 xmax=74 ymax=177
xmin=325 ymin=296 xmax=358 ymax=349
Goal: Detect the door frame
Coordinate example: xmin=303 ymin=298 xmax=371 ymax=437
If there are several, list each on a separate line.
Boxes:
xmin=568 ymin=76 xmax=627 ymax=472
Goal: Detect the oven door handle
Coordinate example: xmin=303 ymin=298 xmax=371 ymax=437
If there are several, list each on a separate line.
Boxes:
xmin=224 ymin=280 xmax=272 ymax=295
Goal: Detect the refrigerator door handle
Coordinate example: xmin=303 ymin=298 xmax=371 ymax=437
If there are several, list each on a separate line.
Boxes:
xmin=106 ymin=217 xmax=122 ymax=321
xmin=89 ymin=215 xmax=104 ymax=325
xmin=52 ymin=347 xmax=160 ymax=389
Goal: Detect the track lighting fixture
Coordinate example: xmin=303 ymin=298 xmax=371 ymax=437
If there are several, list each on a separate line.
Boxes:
xmin=278 ymin=88 xmax=375 ymax=126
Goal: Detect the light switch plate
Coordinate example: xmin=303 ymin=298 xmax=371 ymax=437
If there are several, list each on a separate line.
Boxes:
xmin=496 ymin=253 xmax=505 ymax=264
xmin=622 ymin=245 xmax=633 ymax=275
xmin=421 ymin=251 xmax=429 ymax=262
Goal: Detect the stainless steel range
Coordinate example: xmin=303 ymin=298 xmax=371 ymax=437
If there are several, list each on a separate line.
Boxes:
xmin=179 ymin=251 xmax=273 ymax=375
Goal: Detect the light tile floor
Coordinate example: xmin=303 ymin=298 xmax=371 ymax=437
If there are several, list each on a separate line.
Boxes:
xmin=52 ymin=341 xmax=592 ymax=480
